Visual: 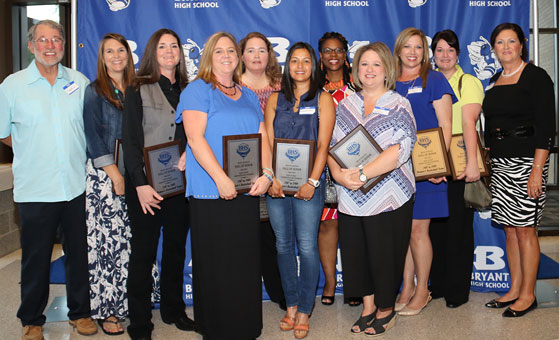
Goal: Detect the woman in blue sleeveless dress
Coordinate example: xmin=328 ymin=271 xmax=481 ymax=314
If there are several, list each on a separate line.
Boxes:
xmin=393 ymin=28 xmax=455 ymax=316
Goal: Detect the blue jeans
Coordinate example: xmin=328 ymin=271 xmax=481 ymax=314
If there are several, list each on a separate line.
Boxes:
xmin=266 ymin=183 xmax=324 ymax=314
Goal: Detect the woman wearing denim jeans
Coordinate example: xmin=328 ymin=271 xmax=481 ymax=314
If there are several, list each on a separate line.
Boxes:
xmin=264 ymin=42 xmax=335 ymax=339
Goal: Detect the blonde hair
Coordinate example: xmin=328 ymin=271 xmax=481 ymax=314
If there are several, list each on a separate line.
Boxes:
xmin=393 ymin=27 xmax=431 ymax=88
xmin=352 ymin=42 xmax=396 ymax=91
xmin=196 ymin=31 xmax=242 ymax=87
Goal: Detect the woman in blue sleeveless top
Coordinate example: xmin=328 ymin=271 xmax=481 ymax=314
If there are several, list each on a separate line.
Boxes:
xmin=264 ymin=42 xmax=335 ymax=339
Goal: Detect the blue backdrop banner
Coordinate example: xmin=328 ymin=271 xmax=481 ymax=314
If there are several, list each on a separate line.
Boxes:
xmin=471 ymin=211 xmax=510 ymax=293
xmin=78 ymin=0 xmax=529 ymax=305
xmin=79 ymin=0 xmax=528 ymax=87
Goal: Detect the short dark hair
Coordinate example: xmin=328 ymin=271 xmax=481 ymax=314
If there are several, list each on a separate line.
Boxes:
xmin=490 ymin=23 xmax=528 ymax=62
xmin=281 ymin=42 xmax=320 ymax=103
xmin=431 ymin=29 xmax=460 ymax=56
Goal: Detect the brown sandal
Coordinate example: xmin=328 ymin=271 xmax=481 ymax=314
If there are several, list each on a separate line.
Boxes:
xmin=294 ymin=323 xmax=309 ymax=339
xmin=280 ymin=316 xmax=295 ymax=331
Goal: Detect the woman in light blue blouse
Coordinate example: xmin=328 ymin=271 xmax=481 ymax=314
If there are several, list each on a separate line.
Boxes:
xmin=328 ymin=42 xmax=416 ymax=336
xmin=177 ymin=31 xmax=272 ymax=340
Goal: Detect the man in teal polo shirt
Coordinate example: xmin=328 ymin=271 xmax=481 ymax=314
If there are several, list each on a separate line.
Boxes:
xmin=0 ymin=20 xmax=97 ymax=340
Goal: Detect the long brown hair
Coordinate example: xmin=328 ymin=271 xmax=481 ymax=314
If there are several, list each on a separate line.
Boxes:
xmin=196 ymin=31 xmax=242 ymax=88
xmin=94 ymin=33 xmax=135 ymax=110
xmin=393 ymin=27 xmax=431 ymax=88
xmin=239 ymin=32 xmax=281 ymax=88
xmin=135 ymin=28 xmax=188 ymax=90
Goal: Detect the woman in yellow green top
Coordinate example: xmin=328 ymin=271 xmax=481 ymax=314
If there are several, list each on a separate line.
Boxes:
xmin=428 ymin=29 xmax=484 ymax=308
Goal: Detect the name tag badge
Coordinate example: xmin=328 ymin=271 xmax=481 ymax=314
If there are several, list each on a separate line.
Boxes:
xmin=63 ymin=81 xmax=79 ymax=95
xmin=372 ymin=106 xmax=390 ymax=115
xmin=299 ymin=106 xmax=316 ymax=115
xmin=407 ymin=86 xmax=422 ymax=95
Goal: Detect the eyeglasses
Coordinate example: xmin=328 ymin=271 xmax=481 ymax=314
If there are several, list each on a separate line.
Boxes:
xmin=321 ymin=48 xmax=346 ymax=54
xmin=33 ymin=37 xmax=64 ymax=46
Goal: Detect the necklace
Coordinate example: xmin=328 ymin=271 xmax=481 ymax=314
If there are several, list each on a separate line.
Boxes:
xmin=324 ymin=78 xmax=344 ymax=91
xmin=217 ymin=80 xmax=236 ymax=89
xmin=501 ymin=61 xmax=525 ymax=78
xmin=217 ymin=81 xmax=237 ymax=96
xmin=403 ymin=76 xmax=418 ymax=98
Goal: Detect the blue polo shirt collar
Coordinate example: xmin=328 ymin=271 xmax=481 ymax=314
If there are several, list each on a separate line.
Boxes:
xmin=24 ymin=60 xmax=69 ymax=85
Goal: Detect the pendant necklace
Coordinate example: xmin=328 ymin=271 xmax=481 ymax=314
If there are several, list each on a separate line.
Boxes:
xmin=403 ymin=76 xmax=418 ymax=98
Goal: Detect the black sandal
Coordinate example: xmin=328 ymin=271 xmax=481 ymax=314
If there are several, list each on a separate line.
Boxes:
xmin=321 ymin=295 xmax=335 ymax=306
xmin=351 ymin=310 xmax=376 ymax=333
xmin=97 ymin=317 xmax=124 ymax=336
xmin=348 ymin=297 xmax=363 ymax=307
xmin=364 ymin=311 xmax=396 ymax=337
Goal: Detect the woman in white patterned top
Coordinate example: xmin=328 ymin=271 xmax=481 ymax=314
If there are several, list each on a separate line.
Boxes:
xmin=327 ymin=42 xmax=416 ymax=336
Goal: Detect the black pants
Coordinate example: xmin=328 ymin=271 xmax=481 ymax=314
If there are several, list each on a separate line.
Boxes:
xmin=17 ymin=193 xmax=90 ymax=326
xmin=125 ymin=179 xmax=189 ymax=338
xmin=429 ymin=180 xmax=474 ymax=304
xmin=260 ymin=220 xmax=285 ymax=305
xmin=338 ymin=198 xmax=413 ymax=308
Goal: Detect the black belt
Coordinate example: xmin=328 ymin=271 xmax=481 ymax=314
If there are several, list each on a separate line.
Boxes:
xmin=489 ymin=125 xmax=535 ymax=140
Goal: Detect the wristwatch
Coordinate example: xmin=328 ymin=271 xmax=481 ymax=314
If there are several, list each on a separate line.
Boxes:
xmin=307 ymin=178 xmax=320 ymax=188
xmin=359 ymin=166 xmax=367 ymax=183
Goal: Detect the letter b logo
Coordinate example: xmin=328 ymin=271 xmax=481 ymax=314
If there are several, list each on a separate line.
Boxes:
xmin=474 ymin=246 xmax=505 ymax=270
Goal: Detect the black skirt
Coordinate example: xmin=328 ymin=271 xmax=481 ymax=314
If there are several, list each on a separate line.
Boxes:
xmin=189 ymin=195 xmax=262 ymax=340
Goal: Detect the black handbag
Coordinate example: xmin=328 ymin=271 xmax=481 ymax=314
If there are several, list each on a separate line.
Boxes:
xmin=464 ymin=179 xmax=491 ymax=210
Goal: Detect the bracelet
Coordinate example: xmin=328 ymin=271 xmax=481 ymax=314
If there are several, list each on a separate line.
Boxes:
xmin=263 ymin=173 xmax=273 ymax=184
xmin=532 ymin=164 xmax=544 ymax=171
xmin=262 ymin=167 xmax=275 ymax=177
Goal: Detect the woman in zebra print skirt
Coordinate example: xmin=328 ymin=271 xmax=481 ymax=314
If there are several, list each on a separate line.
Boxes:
xmin=482 ymin=23 xmax=555 ymax=317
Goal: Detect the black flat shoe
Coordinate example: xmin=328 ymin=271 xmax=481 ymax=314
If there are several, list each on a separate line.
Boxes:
xmin=502 ymin=299 xmax=537 ymax=317
xmin=321 ymin=295 xmax=335 ymax=306
xmin=162 ymin=315 xmax=196 ymax=331
xmin=485 ymin=298 xmax=518 ymax=309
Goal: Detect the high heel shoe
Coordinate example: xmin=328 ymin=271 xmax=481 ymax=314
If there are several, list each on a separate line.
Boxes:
xmin=485 ymin=298 xmax=518 ymax=309
xmin=394 ymin=301 xmax=407 ymax=312
xmin=394 ymin=295 xmax=412 ymax=312
xmin=321 ymin=295 xmax=335 ymax=306
xmin=398 ymin=292 xmax=432 ymax=316
xmin=502 ymin=299 xmax=537 ymax=317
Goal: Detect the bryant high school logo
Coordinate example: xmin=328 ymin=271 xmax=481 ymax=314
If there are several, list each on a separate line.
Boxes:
xmin=467 ymin=36 xmax=501 ymax=80
xmin=106 ymin=0 xmax=130 ymax=11
xmin=260 ymin=0 xmax=281 ymax=9
xmin=183 ymin=39 xmax=203 ymax=81
xmin=408 ymin=0 xmax=427 ymax=8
